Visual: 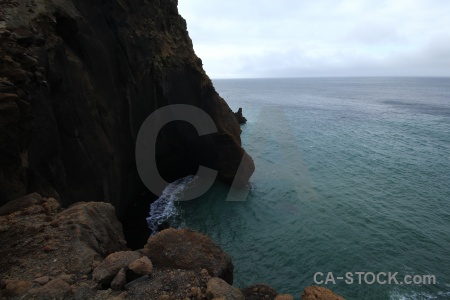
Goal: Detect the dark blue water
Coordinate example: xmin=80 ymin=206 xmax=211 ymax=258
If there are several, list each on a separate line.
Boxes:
xmin=150 ymin=77 xmax=450 ymax=299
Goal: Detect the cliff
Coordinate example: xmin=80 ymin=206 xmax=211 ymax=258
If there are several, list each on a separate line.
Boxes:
xmin=0 ymin=0 xmax=254 ymax=216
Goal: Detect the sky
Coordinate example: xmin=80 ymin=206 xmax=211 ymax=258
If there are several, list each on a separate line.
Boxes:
xmin=178 ymin=0 xmax=450 ymax=79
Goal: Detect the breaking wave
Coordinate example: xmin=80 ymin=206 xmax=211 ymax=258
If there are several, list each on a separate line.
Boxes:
xmin=146 ymin=175 xmax=198 ymax=235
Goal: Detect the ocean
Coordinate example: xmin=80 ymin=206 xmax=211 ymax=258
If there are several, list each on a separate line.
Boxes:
xmin=147 ymin=77 xmax=450 ymax=299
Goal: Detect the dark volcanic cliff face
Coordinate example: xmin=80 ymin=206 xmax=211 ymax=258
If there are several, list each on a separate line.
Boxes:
xmin=0 ymin=0 xmax=254 ymax=215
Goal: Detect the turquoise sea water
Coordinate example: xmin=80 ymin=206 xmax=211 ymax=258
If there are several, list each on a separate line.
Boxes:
xmin=149 ymin=77 xmax=450 ymax=299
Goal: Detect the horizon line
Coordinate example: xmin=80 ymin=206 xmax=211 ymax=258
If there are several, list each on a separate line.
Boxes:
xmin=211 ymin=75 xmax=450 ymax=80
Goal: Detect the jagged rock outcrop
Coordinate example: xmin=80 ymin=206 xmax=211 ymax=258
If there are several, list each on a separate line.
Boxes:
xmin=0 ymin=194 xmax=127 ymax=280
xmin=0 ymin=193 xmax=128 ymax=298
xmin=234 ymin=107 xmax=247 ymax=124
xmin=0 ymin=0 xmax=254 ymax=218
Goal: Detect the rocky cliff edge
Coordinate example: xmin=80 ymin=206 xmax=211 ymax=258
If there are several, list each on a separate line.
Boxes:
xmin=0 ymin=194 xmax=345 ymax=299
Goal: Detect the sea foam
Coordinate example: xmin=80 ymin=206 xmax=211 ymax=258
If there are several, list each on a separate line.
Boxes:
xmin=146 ymin=175 xmax=198 ymax=235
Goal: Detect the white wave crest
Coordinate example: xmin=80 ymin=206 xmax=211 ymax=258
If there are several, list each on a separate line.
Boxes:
xmin=146 ymin=175 xmax=198 ymax=235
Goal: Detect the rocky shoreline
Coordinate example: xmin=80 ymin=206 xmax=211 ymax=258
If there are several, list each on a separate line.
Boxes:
xmin=0 ymin=193 xmax=344 ymax=299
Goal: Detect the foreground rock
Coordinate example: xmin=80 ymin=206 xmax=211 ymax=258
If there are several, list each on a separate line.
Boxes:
xmin=241 ymin=284 xmax=278 ymax=300
xmin=125 ymin=268 xmax=202 ymax=299
xmin=0 ymin=193 xmax=127 ymax=298
xmin=111 ymin=268 xmax=127 ymax=291
xmin=0 ymin=194 xmax=345 ymax=299
xmin=2 ymin=280 xmax=34 ymax=297
xmin=301 ymin=286 xmax=345 ymax=300
xmin=206 ymin=277 xmax=245 ymax=300
xmin=144 ymin=228 xmax=234 ymax=284
xmin=28 ymin=278 xmax=71 ymax=299
xmin=128 ymin=256 xmax=153 ymax=276
xmin=92 ymin=251 xmax=141 ymax=284
xmin=275 ymin=295 xmax=294 ymax=300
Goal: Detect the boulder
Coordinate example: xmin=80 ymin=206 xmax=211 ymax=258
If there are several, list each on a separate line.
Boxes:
xmin=56 ymin=202 xmax=127 ymax=259
xmin=34 ymin=276 xmax=50 ymax=285
xmin=29 ymin=278 xmax=71 ymax=299
xmin=301 ymin=286 xmax=345 ymax=300
xmin=0 ymin=197 xmax=127 ymax=281
xmin=128 ymin=256 xmax=153 ymax=276
xmin=125 ymin=268 xmax=200 ymax=299
xmin=3 ymin=280 xmax=34 ymax=297
xmin=143 ymin=228 xmax=233 ymax=284
xmin=58 ymin=274 xmax=76 ymax=285
xmin=92 ymin=251 xmax=141 ymax=284
xmin=0 ymin=192 xmax=44 ymax=216
xmin=206 ymin=277 xmax=244 ymax=300
xmin=111 ymin=268 xmax=127 ymax=291
xmin=241 ymin=284 xmax=278 ymax=300
xmin=275 ymin=295 xmax=294 ymax=300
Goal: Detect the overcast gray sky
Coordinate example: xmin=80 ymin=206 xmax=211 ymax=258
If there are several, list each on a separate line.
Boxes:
xmin=178 ymin=0 xmax=450 ymax=79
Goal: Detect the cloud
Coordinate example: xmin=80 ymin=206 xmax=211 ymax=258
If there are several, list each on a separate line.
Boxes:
xmin=345 ymin=22 xmax=405 ymax=46
xmin=179 ymin=0 xmax=450 ymax=78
